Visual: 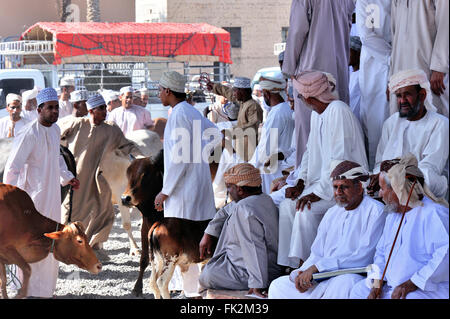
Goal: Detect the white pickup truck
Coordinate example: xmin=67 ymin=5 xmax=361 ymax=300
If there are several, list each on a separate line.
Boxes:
xmin=0 ymin=69 xmax=46 ymax=118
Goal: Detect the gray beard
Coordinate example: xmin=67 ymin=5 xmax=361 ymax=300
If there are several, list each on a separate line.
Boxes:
xmin=399 ymin=99 xmax=421 ymax=118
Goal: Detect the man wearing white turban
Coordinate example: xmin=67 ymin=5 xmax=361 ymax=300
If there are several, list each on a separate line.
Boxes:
xmin=106 ymin=86 xmax=154 ymax=136
xmin=199 ymin=163 xmax=282 ymax=298
xmin=0 ymin=93 xmax=30 ymax=138
xmin=389 ymin=0 xmax=449 ymax=118
xmin=351 ymin=154 xmax=449 ymax=299
xmin=59 ymin=94 xmax=144 ymax=251
xmin=249 ymin=75 xmax=295 ymax=194
xmin=370 ymin=69 xmax=449 ymax=200
xmin=58 ymin=76 xmax=76 ymax=118
xmin=3 ymin=87 xmax=79 ymax=298
xmin=271 ymin=70 xmax=368 ymax=271
xmin=269 ymin=159 xmax=386 ymax=299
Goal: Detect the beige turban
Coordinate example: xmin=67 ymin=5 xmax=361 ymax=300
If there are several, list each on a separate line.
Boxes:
xmin=388 ymin=69 xmax=436 ymax=112
xmin=224 ymin=163 xmax=262 ymax=187
xmin=22 ymin=88 xmax=39 ymax=106
xmin=159 ymin=71 xmax=187 ymax=93
xmin=293 ymin=70 xmax=338 ymax=104
xmin=6 ymin=93 xmax=22 ymax=105
xmin=330 ymin=159 xmax=369 ymax=182
xmin=386 ymin=153 xmax=448 ymax=208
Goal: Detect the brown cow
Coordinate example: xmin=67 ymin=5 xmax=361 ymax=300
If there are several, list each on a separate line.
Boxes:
xmin=0 ymin=183 xmax=102 ymax=299
xmin=122 ymin=153 xmax=210 ymax=299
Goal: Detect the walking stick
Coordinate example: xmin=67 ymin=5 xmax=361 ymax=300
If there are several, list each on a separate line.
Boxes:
xmin=67 ymin=185 xmax=74 ymax=223
xmin=375 ymin=179 xmax=417 ymax=299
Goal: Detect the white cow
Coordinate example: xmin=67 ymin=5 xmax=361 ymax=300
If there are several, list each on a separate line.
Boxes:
xmin=101 ymin=129 xmax=163 ymax=256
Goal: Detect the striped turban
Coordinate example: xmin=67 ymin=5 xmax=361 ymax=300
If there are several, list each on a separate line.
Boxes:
xmin=224 ymin=163 xmax=262 ymax=187
xmin=330 ymin=160 xmax=369 ymax=182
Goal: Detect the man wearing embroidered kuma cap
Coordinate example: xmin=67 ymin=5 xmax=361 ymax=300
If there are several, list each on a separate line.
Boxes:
xmin=0 ymin=93 xmax=29 ymax=138
xmin=106 ymin=86 xmax=154 ymax=136
xmin=271 ymin=70 xmax=368 ymax=272
xmin=205 ymin=76 xmax=263 ymax=161
xmin=3 ymin=87 xmax=79 ymax=298
xmin=154 ymin=70 xmax=220 ymax=297
xmin=199 ymin=163 xmax=281 ymax=298
xmin=368 ymin=69 xmax=449 ymax=200
xmin=60 ymin=94 xmax=144 ymax=251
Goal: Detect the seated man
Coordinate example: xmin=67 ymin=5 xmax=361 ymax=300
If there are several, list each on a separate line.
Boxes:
xmin=351 ymin=154 xmax=449 ymax=299
xmin=368 ymin=69 xmax=449 ymax=199
xmin=268 ymin=160 xmax=386 ymax=299
xmin=199 ymin=163 xmax=282 ymax=298
xmin=270 ymin=71 xmax=368 ymax=270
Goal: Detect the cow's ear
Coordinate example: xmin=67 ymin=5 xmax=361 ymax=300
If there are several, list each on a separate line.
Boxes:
xmin=44 ymin=231 xmax=63 ymax=240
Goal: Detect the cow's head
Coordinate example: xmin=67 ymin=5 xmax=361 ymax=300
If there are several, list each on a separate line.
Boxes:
xmin=44 ymin=222 xmax=102 ymax=274
xmin=122 ymin=154 xmax=163 ymax=208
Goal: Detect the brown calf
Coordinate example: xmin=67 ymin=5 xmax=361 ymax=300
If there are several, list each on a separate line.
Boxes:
xmin=122 ymin=154 xmax=210 ymax=299
xmin=0 ymin=183 xmax=102 ymax=299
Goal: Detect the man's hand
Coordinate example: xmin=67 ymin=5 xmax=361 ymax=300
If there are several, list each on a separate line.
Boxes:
xmin=430 ymin=70 xmax=446 ymax=96
xmin=294 ymin=266 xmax=316 ymax=293
xmin=367 ymin=287 xmax=383 ymax=299
xmin=285 ymin=179 xmax=305 ymax=200
xmin=271 ymin=177 xmax=287 ymax=193
xmin=205 ymin=79 xmax=214 ymax=92
xmin=296 ymin=193 xmax=321 ymax=211
xmin=367 ymin=173 xmax=380 ymax=197
xmin=67 ymin=178 xmax=80 ymax=190
xmin=203 ymin=106 xmax=211 ymax=118
xmin=391 ymin=279 xmax=418 ymax=299
xmin=154 ymin=192 xmax=168 ymax=212
xmin=199 ymin=233 xmax=217 ymax=260
xmin=248 ymin=288 xmax=267 ymax=298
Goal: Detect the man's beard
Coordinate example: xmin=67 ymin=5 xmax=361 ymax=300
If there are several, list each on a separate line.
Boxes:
xmin=383 ymin=203 xmax=398 ymax=214
xmin=399 ymin=98 xmax=421 ymax=118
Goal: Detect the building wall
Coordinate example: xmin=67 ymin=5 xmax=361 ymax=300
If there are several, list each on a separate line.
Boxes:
xmin=137 ymin=0 xmax=291 ymax=79
xmin=0 ymin=0 xmax=135 ymax=40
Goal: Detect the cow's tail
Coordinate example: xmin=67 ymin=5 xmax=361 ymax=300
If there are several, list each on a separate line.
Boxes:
xmin=148 ymin=221 xmax=162 ymax=262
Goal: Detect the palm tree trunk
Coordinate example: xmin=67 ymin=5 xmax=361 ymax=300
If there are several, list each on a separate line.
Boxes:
xmin=57 ymin=0 xmax=72 ymax=22
xmin=86 ymin=0 xmax=100 ymax=22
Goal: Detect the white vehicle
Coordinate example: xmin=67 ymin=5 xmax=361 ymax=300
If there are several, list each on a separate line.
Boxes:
xmin=0 ymin=69 xmax=46 ymax=118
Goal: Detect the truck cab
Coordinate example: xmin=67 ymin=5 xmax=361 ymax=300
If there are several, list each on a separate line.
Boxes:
xmin=0 ymin=69 xmax=45 ymax=118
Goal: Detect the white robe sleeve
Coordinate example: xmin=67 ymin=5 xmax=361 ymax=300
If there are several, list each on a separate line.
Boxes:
xmin=430 ymin=0 xmax=449 ymax=74
xmin=418 ymin=117 xmax=449 ymax=198
xmin=234 ymin=205 xmax=270 ymax=289
xmin=314 ymin=206 xmax=386 ymax=272
xmin=3 ymin=129 xmax=36 ymax=185
xmin=59 ymin=154 xmax=74 ymax=186
xmin=410 ymin=211 xmax=449 ymax=291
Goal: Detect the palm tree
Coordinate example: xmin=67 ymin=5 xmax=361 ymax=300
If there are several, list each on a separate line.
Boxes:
xmin=57 ymin=0 xmax=72 ymax=22
xmin=87 ymin=0 xmax=100 ymax=22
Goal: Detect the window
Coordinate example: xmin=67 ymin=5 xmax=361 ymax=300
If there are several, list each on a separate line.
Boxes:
xmin=281 ymin=27 xmax=289 ymax=43
xmin=222 ymin=27 xmax=242 ymax=48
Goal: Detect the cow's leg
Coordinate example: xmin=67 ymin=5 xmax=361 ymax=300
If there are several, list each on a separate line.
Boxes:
xmin=1 ymin=248 xmax=31 ymax=299
xmin=157 ymin=255 xmax=177 ymax=300
xmin=0 ymin=263 xmax=8 ymax=299
xmin=149 ymin=255 xmax=161 ymax=299
xmin=132 ymin=218 xmax=150 ymax=297
xmin=118 ymin=205 xmax=140 ymax=256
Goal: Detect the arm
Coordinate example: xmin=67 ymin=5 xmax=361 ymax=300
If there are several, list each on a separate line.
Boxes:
xmin=430 ymin=0 xmax=449 ymax=75
xmin=239 ymin=102 xmax=263 ymax=131
xmin=59 ymin=153 xmax=75 ymax=187
xmin=282 ymin=0 xmax=311 ymax=77
xmin=212 ymin=83 xmax=236 ymax=102
xmin=143 ymin=108 xmax=155 ymax=129
xmin=418 ymin=118 xmax=449 ymax=198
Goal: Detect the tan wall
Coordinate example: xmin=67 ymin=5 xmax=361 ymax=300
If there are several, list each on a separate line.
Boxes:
xmin=0 ymin=0 xmax=135 ymax=40
xmin=165 ymin=0 xmax=291 ymax=79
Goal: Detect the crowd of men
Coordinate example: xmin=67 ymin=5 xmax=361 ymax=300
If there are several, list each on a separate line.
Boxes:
xmin=0 ymin=0 xmax=448 ymax=299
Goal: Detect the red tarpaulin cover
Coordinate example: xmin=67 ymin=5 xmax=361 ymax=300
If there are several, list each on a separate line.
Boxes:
xmin=20 ymin=22 xmax=232 ymax=65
